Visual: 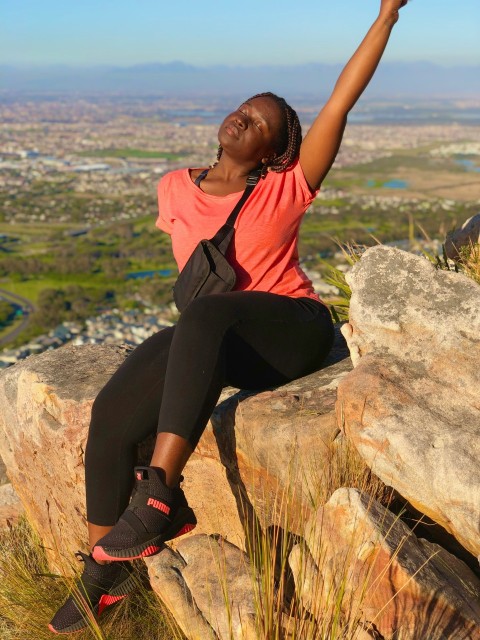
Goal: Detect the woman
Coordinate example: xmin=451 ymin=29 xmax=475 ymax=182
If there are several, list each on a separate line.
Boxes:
xmin=50 ymin=0 xmax=407 ymax=633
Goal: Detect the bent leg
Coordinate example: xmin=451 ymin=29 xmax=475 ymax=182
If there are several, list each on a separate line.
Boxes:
xmin=225 ymin=295 xmax=334 ymax=389
xmin=90 ymin=292 xmax=333 ymax=562
xmin=86 ymin=293 xmax=332 ymax=523
xmin=157 ymin=291 xmax=334 ymax=448
xmin=85 ymin=327 xmax=175 ymax=526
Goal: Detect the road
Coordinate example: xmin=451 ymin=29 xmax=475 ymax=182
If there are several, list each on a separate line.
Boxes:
xmin=0 ymin=288 xmax=35 ymax=347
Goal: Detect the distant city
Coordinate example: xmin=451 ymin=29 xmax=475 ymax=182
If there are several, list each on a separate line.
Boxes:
xmin=0 ymin=94 xmax=479 ymax=368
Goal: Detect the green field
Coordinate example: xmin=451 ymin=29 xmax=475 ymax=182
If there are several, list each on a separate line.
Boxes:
xmin=0 ymin=211 xmax=179 ymax=347
xmin=0 ymin=275 xmax=107 ymax=304
xmin=77 ymin=148 xmax=184 ymax=160
xmin=0 ymin=315 xmax=24 ymax=342
xmin=1 ymin=145 xmax=478 ymax=349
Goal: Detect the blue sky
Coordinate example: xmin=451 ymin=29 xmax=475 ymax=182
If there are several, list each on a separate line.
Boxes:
xmin=1 ymin=0 xmax=479 ymax=67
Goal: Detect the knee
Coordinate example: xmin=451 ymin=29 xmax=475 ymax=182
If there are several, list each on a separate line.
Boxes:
xmin=178 ymin=295 xmax=213 ymax=323
xmin=87 ymin=387 xmax=116 ymax=450
xmin=90 ymin=386 xmax=110 ymax=427
xmin=177 ymin=294 xmax=233 ymax=336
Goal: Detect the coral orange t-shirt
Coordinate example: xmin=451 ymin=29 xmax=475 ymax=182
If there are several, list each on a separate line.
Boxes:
xmin=156 ymin=159 xmax=320 ymax=301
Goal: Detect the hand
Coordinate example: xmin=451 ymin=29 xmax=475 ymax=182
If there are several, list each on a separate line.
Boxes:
xmin=379 ymin=0 xmax=408 ymax=26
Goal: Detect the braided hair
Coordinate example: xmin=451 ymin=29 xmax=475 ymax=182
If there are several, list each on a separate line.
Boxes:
xmin=216 ymin=92 xmax=302 ymax=178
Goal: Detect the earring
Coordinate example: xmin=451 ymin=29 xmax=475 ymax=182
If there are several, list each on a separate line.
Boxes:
xmin=261 ymin=155 xmax=274 ymax=178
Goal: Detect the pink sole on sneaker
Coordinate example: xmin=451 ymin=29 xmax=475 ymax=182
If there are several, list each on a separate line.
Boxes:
xmin=176 ymin=523 xmax=195 ymax=537
xmin=93 ymin=522 xmax=196 ymax=562
xmin=93 ymin=544 xmax=162 ymax=562
xmin=48 ymin=623 xmax=80 ymax=635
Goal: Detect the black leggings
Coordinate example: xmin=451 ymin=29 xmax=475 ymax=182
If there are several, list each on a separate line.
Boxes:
xmin=85 ymin=291 xmax=334 ymax=525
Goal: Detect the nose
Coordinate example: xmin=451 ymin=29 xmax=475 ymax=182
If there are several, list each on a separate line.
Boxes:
xmin=234 ymin=112 xmax=248 ymax=129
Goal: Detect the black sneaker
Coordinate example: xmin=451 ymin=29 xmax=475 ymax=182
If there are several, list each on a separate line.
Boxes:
xmin=48 ymin=552 xmax=135 ymax=634
xmin=92 ymin=467 xmax=196 ymax=562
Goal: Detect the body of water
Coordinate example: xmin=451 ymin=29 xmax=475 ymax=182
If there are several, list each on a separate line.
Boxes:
xmin=455 ymin=158 xmax=480 ymax=172
xmin=367 ymin=179 xmax=409 ymax=189
xmin=126 ymin=270 xmax=173 ymax=280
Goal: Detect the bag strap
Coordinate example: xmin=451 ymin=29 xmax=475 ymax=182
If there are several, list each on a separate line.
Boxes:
xmin=207 ymin=170 xmax=261 ymax=251
xmin=194 ymin=169 xmax=209 ymax=187
xmin=223 ymin=171 xmax=261 ymax=228
xmin=193 ymin=168 xmax=261 ymax=251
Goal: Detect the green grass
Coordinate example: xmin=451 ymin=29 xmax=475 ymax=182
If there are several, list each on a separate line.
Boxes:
xmin=1 ymin=177 xmax=477 ymax=349
xmin=345 ymin=152 xmax=450 ymax=175
xmin=0 ymin=222 xmax=81 ymax=238
xmin=0 ymin=316 xmax=24 ymax=342
xmin=0 ymin=276 xmax=107 ymax=305
xmin=76 ymin=148 xmax=185 ymax=160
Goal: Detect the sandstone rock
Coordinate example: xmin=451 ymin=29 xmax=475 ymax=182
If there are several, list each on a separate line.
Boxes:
xmin=0 ymin=457 xmax=7 ymax=485
xmin=445 ymin=213 xmax=480 ymax=260
xmin=0 ymin=483 xmax=24 ymax=529
xmin=290 ymin=488 xmax=480 ymax=640
xmin=337 ymin=246 xmax=480 ymax=558
xmin=146 ymin=546 xmax=216 ymax=640
xmin=288 ymin=543 xmax=318 ymax=614
xmin=0 ymin=330 xmax=350 ymax=569
xmin=180 ymin=535 xmax=258 ymax=640
xmin=179 ymin=456 xmax=246 ymax=548
xmin=196 ymin=354 xmax=351 ymax=546
xmin=0 ymin=343 xmax=131 ymax=569
xmin=149 ymin=535 xmax=258 ymax=640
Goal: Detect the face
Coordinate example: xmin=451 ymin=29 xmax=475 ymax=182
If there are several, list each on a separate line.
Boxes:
xmin=218 ymin=96 xmax=284 ymax=167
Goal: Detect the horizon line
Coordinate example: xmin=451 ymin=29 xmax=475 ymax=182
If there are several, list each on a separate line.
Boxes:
xmin=2 ymin=60 xmax=480 ymax=70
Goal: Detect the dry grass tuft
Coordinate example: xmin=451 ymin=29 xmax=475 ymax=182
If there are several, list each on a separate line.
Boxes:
xmin=459 ymin=241 xmax=480 ymax=285
xmin=0 ymin=518 xmax=184 ymax=640
xmin=321 ymin=241 xmax=366 ymax=322
xmin=238 ymin=437 xmax=396 ymax=640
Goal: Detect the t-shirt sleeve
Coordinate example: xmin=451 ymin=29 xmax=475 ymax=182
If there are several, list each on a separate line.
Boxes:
xmin=291 ymin=159 xmax=319 ymax=207
xmin=156 ymin=175 xmax=173 ymax=235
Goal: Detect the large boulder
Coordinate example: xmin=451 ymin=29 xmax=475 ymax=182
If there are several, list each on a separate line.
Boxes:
xmin=146 ymin=545 xmax=216 ymax=640
xmin=290 ymin=488 xmax=480 ymax=640
xmin=0 ymin=344 xmax=131 ymax=569
xmin=148 ymin=535 xmax=259 ymax=640
xmin=0 ymin=331 xmax=350 ymax=569
xmin=190 ymin=333 xmax=351 ymax=548
xmin=337 ymin=246 xmax=480 ymax=558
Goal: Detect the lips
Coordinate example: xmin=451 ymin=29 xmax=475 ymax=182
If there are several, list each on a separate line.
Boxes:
xmin=225 ymin=123 xmax=240 ymax=138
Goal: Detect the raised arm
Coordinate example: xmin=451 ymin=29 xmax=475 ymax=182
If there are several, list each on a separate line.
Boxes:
xmin=299 ymin=0 xmax=408 ymax=191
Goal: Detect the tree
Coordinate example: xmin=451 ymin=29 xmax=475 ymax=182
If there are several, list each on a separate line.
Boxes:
xmin=0 ymin=300 xmax=15 ymax=326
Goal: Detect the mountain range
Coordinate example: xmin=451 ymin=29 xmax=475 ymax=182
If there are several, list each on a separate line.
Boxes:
xmin=2 ymin=61 xmax=479 ymax=98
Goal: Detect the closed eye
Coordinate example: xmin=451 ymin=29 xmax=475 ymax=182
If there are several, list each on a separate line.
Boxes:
xmin=239 ymin=108 xmax=262 ymax=132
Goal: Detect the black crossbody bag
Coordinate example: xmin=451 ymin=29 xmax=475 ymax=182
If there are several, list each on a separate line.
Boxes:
xmin=173 ymin=169 xmax=261 ymax=312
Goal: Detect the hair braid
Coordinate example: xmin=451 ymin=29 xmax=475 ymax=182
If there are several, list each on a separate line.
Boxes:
xmin=216 ymin=91 xmax=302 ymax=177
